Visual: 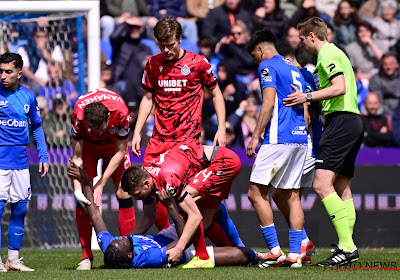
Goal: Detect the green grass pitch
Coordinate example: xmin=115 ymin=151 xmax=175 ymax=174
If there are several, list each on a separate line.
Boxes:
xmin=0 ymin=248 xmax=399 ymax=279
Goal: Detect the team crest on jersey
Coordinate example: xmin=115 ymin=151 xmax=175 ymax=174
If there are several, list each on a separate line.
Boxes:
xmin=109 ymin=126 xmax=118 ymax=134
xmin=181 ymin=63 xmax=190 ymax=75
xmin=159 ymin=66 xmax=163 ymax=72
xmin=24 ymin=105 xmax=30 ymax=113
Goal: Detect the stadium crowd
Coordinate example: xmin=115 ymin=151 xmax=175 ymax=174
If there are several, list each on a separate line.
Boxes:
xmin=2 ymin=0 xmax=400 ymax=149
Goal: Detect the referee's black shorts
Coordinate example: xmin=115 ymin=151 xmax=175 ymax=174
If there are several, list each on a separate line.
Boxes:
xmin=315 ymin=112 xmax=364 ymax=177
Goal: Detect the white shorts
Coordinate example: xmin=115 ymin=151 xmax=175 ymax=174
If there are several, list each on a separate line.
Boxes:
xmin=301 ymin=156 xmax=315 ymax=188
xmin=0 ymin=169 xmax=31 ymax=203
xmin=250 ymin=144 xmax=307 ymax=190
xmin=158 ymin=224 xmax=215 ymax=265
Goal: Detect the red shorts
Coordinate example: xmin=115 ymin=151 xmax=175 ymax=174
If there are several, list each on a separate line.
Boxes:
xmin=82 ymin=143 xmax=131 ymax=183
xmin=143 ymin=137 xmax=201 ymax=166
xmin=188 ymin=147 xmax=241 ymax=209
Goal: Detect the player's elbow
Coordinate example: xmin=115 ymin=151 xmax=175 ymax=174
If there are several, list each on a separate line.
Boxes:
xmin=334 ymin=84 xmax=346 ymax=96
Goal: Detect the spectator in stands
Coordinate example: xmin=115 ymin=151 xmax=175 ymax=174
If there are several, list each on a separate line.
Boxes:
xmin=371 ymin=0 xmax=400 ymax=53
xmin=110 ymin=15 xmax=152 ymax=100
xmin=361 ymin=92 xmax=393 ymax=147
xmin=18 ymin=27 xmax=64 ymax=93
xmin=215 ymin=21 xmax=257 ymax=86
xmin=391 ymin=102 xmax=400 ymax=146
xmin=38 ymin=63 xmax=78 ymax=110
xmin=285 ymin=26 xmax=317 ymax=67
xmin=369 ymin=53 xmax=400 ymax=119
xmin=197 ymin=36 xmax=221 ymax=73
xmin=42 ymin=94 xmax=72 ymax=148
xmin=253 ymin=0 xmax=289 ymax=40
xmin=331 ymin=0 xmax=362 ymax=50
xmin=327 ymin=21 xmax=336 ymax=43
xmin=315 ymin=0 xmax=341 ymax=20
xmin=345 ymin=21 xmax=383 ymax=83
xmin=186 ymin=0 xmax=224 ymax=21
xmin=201 ymin=0 xmax=253 ymax=45
xmin=36 ymin=96 xmax=49 ymax=119
xmin=290 ymin=0 xmax=320 ymax=27
xmin=354 ymin=67 xmax=369 ymax=112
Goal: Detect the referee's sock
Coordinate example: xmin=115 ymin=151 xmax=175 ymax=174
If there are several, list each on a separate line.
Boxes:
xmin=343 ymin=198 xmax=356 ymax=236
xmin=117 ymin=197 xmax=136 ymax=236
xmin=218 ymin=202 xmax=245 ymax=247
xmin=321 ymin=192 xmax=354 ymax=252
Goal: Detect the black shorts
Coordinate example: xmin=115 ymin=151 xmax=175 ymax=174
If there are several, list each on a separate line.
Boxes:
xmin=315 ymin=112 xmax=363 ymax=177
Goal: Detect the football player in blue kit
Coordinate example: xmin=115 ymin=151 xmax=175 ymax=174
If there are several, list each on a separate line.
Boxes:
xmin=0 ymin=53 xmax=49 ymax=272
xmin=68 ymin=160 xmax=263 ymax=269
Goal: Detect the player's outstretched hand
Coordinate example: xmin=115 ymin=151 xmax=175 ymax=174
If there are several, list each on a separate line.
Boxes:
xmin=93 ymin=181 xmax=105 ymax=207
xmin=214 ymin=128 xmax=226 ymax=147
xmin=166 ymin=247 xmax=183 ymax=263
xmin=246 ymin=137 xmax=258 ymax=158
xmin=39 ymin=162 xmax=49 ymax=177
xmin=131 ymin=134 xmax=142 ymax=157
xmin=68 ymin=159 xmax=91 ymax=206
xmin=283 ymin=85 xmax=306 ymax=107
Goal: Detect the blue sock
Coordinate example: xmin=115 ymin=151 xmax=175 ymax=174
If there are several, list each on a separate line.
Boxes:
xmin=8 ymin=200 xmax=27 ymax=251
xmin=288 ymin=229 xmax=303 ymax=254
xmin=261 ymin=224 xmax=280 ymax=250
xmin=0 ymin=200 xmax=5 ymax=253
xmin=218 ymin=202 xmax=245 ymax=247
xmin=247 ymin=246 xmax=256 ymax=264
xmin=302 ymin=226 xmax=308 ymax=241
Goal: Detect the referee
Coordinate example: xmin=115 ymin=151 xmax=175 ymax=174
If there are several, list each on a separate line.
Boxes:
xmin=283 ymin=17 xmax=363 ymax=267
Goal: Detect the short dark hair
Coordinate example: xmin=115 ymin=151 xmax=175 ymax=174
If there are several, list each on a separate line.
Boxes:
xmin=83 ymin=102 xmax=109 ymax=130
xmin=121 ymin=166 xmax=149 ymax=194
xmin=297 ymin=17 xmax=328 ymax=41
xmin=0 ymin=52 xmax=23 ymax=69
xmin=276 ymin=40 xmax=296 ymax=59
xmin=102 ymin=242 xmax=131 ymax=269
xmin=247 ymin=29 xmax=277 ymax=54
xmin=357 ymin=21 xmax=375 ymax=35
xmin=154 ymin=16 xmax=182 ymax=41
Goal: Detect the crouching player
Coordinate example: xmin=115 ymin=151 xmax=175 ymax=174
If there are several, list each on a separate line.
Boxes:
xmin=121 ymin=144 xmax=243 ymax=268
xmin=68 ymin=160 xmax=261 ymax=269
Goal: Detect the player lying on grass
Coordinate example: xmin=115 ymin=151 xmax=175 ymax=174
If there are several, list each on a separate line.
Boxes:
xmin=67 ymin=160 xmax=262 ymax=269
xmin=121 ymin=144 xmax=244 ymax=267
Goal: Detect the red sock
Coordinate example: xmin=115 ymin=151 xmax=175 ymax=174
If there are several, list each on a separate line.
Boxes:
xmin=205 ymin=222 xmax=233 ymax=247
xmin=76 ymin=207 xmax=93 ymax=260
xmin=155 ymin=202 xmax=170 ymax=231
xmin=193 ymin=222 xmax=210 ymax=260
xmin=118 ymin=198 xmax=136 ymax=235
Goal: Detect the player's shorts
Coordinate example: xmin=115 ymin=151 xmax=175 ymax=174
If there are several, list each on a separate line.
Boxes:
xmin=301 ymin=156 xmax=315 ymax=188
xmin=82 ymin=143 xmax=131 ymax=183
xmin=250 ymin=143 xmax=307 ymax=189
xmin=143 ymin=137 xmax=200 ymax=166
xmin=0 ymin=169 xmax=31 ymax=203
xmin=316 ymin=112 xmax=363 ymax=177
xmin=189 ymin=147 xmax=241 ymax=209
xmin=156 ymin=224 xmax=215 ymax=266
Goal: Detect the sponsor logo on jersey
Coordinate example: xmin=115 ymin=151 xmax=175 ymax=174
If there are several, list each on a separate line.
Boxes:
xmin=24 ymin=105 xmax=30 ymax=113
xmin=292 ymin=126 xmax=307 ymax=135
xmin=166 ymin=184 xmax=177 ymax=197
xmin=0 ymin=119 xmax=28 ymax=128
xmin=181 ymin=63 xmax=190 ymax=76
xmin=0 ymin=101 xmax=9 ymax=109
xmin=109 ymin=126 xmax=118 ymax=134
xmin=158 ymin=79 xmax=188 ymax=92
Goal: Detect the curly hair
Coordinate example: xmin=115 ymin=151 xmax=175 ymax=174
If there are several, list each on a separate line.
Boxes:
xmin=121 ymin=166 xmax=149 ymax=194
xmin=101 ymin=243 xmax=132 ymax=269
xmin=83 ymin=102 xmax=109 ymax=130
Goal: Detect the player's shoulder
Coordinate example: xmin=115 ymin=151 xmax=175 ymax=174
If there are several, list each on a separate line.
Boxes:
xmin=148 ymin=53 xmax=165 ymax=66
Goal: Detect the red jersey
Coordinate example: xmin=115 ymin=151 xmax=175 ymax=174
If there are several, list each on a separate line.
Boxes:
xmin=71 ymin=88 xmax=130 ymax=146
xmin=143 ymin=143 xmax=207 ymax=200
xmin=142 ymin=50 xmax=218 ymax=142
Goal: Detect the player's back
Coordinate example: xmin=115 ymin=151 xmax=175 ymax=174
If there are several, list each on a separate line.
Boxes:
xmin=259 ymin=55 xmax=307 ymax=144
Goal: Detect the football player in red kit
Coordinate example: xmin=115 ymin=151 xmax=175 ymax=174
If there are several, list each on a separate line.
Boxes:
xmin=71 ymin=88 xmax=135 ymax=270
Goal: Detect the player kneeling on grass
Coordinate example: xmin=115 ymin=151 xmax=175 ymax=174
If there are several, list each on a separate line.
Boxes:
xmin=67 ymin=161 xmax=262 ymax=269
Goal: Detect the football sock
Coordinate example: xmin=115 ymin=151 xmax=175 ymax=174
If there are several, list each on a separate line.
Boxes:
xmin=343 ymin=198 xmax=356 ymax=236
xmin=8 ymin=200 xmax=27 ymax=253
xmin=205 ymin=221 xmax=232 ymax=246
xmin=301 ymin=226 xmax=310 ymax=246
xmin=218 ymin=202 xmax=245 ymax=247
xmin=117 ymin=197 xmax=136 ymax=235
xmin=76 ymin=205 xmax=94 ymax=260
xmin=321 ymin=192 xmax=354 ymax=252
xmin=288 ymin=229 xmax=302 ymax=258
xmin=7 ymin=250 xmax=18 ymax=262
xmin=247 ymin=246 xmax=256 ymax=264
xmin=192 ymin=222 xmax=210 ymax=260
xmin=260 ymin=223 xmax=280 ymax=254
xmin=154 ymin=202 xmax=170 ymax=231
xmin=0 ymin=200 xmax=5 ymax=254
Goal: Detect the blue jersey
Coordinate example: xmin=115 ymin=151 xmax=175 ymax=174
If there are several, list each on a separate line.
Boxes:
xmin=0 ymin=84 xmax=43 ymax=169
xmin=97 ymin=231 xmax=171 ymax=268
xmin=300 ymin=68 xmax=322 ymax=157
xmin=259 ymin=55 xmax=307 ymax=144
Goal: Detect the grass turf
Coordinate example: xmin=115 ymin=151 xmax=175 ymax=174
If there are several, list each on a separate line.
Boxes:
xmin=0 ymin=248 xmax=399 ymax=279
